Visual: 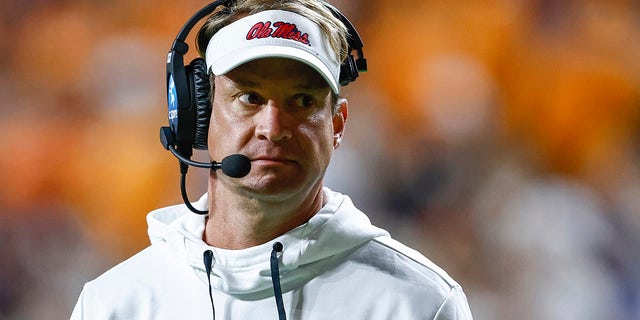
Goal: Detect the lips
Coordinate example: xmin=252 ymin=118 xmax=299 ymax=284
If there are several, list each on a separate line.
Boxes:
xmin=252 ymin=157 xmax=292 ymax=163
xmin=250 ymin=155 xmax=296 ymax=166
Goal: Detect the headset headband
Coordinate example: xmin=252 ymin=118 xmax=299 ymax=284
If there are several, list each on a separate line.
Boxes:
xmin=164 ymin=0 xmax=366 ymax=158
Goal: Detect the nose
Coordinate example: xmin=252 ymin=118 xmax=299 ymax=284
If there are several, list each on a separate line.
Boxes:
xmin=254 ymin=102 xmax=292 ymax=142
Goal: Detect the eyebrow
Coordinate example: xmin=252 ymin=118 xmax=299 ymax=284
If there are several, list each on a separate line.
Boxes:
xmin=227 ymin=76 xmax=330 ymax=92
xmin=292 ymin=76 xmax=331 ymax=90
xmin=296 ymin=82 xmax=331 ymax=91
xmin=227 ymin=77 xmax=259 ymax=89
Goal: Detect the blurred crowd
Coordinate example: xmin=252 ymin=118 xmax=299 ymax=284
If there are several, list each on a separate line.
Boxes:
xmin=1 ymin=0 xmax=639 ymax=319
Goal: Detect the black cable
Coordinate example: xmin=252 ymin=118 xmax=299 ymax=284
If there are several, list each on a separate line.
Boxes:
xmin=180 ymin=169 xmax=208 ymax=215
xmin=270 ymin=242 xmax=287 ymax=320
xmin=203 ymin=250 xmax=216 ymax=320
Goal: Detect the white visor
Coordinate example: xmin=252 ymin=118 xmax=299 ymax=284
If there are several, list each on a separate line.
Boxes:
xmin=205 ymin=10 xmax=341 ymax=93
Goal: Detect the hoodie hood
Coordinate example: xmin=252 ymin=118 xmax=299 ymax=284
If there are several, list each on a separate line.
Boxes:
xmin=146 ymin=187 xmax=389 ymax=296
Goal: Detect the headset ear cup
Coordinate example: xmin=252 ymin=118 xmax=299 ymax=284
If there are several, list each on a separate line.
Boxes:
xmin=189 ymin=58 xmax=212 ymax=150
xmin=339 ymin=54 xmax=358 ymax=85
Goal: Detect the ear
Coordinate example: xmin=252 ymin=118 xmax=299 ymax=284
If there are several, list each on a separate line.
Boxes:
xmin=332 ymin=98 xmax=348 ymax=149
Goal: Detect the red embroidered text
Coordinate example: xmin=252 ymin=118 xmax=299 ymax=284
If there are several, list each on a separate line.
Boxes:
xmin=246 ymin=21 xmax=310 ymax=46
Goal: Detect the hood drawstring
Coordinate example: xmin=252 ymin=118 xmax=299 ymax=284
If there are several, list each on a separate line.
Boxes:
xmin=270 ymin=242 xmax=287 ymax=320
xmin=203 ymin=243 xmax=286 ymax=320
xmin=203 ymin=250 xmax=215 ymax=320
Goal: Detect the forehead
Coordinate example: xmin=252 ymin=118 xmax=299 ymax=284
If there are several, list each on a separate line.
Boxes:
xmin=221 ymin=57 xmax=331 ymax=90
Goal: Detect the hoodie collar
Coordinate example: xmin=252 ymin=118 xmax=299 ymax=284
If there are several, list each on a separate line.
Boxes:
xmin=146 ymin=187 xmax=389 ymax=295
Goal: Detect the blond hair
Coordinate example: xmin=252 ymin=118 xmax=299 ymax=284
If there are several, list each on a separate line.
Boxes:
xmin=195 ymin=0 xmax=349 ymax=65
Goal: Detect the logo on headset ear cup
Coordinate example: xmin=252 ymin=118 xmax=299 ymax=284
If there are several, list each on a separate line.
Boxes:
xmin=188 ymin=58 xmax=212 ymax=150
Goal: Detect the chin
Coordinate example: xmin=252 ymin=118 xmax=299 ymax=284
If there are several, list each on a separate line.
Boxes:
xmin=242 ymin=173 xmax=316 ymax=200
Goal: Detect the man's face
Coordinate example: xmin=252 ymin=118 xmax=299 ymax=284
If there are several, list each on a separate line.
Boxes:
xmin=208 ymin=58 xmax=347 ymax=201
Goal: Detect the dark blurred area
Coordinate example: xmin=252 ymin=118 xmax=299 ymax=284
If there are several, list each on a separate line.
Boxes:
xmin=1 ymin=0 xmax=639 ymax=319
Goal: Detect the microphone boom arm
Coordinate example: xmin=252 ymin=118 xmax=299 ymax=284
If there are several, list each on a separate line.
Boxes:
xmin=168 ymin=144 xmax=222 ymax=170
xmin=160 ymin=126 xmax=251 ymax=215
xmin=161 ymin=126 xmax=221 ymax=170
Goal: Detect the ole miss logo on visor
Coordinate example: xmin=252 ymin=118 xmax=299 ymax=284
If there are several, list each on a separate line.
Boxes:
xmin=246 ymin=21 xmax=311 ymax=46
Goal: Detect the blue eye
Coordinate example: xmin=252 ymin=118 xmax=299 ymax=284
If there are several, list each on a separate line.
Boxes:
xmin=238 ymin=92 xmax=261 ymax=105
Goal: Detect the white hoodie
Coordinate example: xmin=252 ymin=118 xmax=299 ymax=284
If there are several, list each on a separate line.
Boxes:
xmin=71 ymin=188 xmax=472 ymax=319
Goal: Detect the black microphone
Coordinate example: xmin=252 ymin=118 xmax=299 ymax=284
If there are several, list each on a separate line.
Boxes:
xmin=218 ymin=154 xmax=252 ymax=178
xmin=160 ymin=126 xmax=252 ymax=214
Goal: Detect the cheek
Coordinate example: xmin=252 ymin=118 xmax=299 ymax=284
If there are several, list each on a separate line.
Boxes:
xmin=207 ymin=102 xmax=244 ymax=154
xmin=209 ymin=109 xmax=236 ymax=134
xmin=301 ymin=118 xmax=336 ymax=154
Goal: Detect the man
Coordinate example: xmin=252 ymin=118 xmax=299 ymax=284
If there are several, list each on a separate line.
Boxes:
xmin=71 ymin=0 xmax=473 ymax=319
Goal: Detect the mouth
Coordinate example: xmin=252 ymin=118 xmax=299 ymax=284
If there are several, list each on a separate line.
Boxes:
xmin=251 ymin=157 xmax=295 ymax=166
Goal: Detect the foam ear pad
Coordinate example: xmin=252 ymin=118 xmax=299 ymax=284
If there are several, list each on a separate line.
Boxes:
xmin=189 ymin=58 xmax=212 ymax=150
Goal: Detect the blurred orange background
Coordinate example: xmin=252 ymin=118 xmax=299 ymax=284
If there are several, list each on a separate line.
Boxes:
xmin=1 ymin=0 xmax=639 ymax=319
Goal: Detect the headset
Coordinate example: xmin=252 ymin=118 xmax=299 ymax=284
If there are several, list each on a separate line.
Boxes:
xmin=160 ymin=0 xmax=367 ymax=160
xmin=159 ymin=0 xmax=367 ymax=214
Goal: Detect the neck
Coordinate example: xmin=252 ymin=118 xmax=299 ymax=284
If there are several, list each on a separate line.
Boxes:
xmin=203 ymin=179 xmax=325 ymax=249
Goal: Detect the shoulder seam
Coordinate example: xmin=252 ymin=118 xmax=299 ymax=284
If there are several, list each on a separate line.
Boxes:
xmin=432 ymin=285 xmax=455 ymax=320
xmin=371 ymin=236 xmax=460 ymax=289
